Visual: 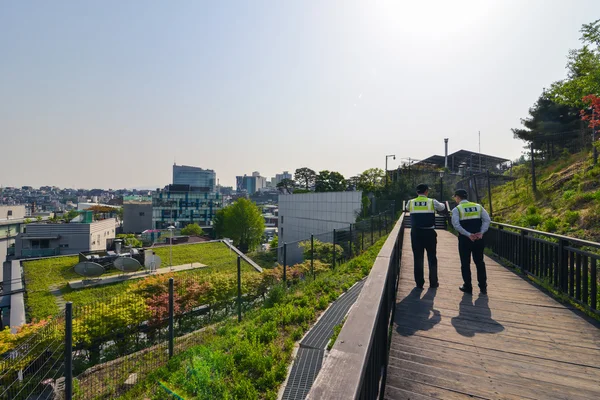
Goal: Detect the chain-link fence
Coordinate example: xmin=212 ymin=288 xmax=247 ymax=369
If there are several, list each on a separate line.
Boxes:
xmin=1 ymin=209 xmax=396 ymax=400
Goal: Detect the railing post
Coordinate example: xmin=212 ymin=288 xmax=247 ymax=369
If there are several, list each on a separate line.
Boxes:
xmin=283 ymin=243 xmax=287 ymax=283
xmin=311 ymin=234 xmax=315 ymax=280
xmin=168 ymin=278 xmax=174 ymax=358
xmin=349 ymin=224 xmax=353 ymax=259
xmin=558 ymin=239 xmax=568 ymax=292
xmin=520 ymin=230 xmax=528 ymax=272
xmin=65 ymin=302 xmax=73 ymax=400
xmin=237 ymin=256 xmax=242 ymax=322
xmin=332 ymin=229 xmax=337 ymax=269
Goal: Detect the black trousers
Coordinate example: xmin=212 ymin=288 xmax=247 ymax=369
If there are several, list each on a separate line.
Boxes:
xmin=458 ymin=235 xmax=487 ymax=289
xmin=410 ymin=229 xmax=438 ymax=287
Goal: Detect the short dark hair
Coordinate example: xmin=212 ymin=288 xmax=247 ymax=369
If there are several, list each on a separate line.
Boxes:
xmin=454 ymin=189 xmax=468 ymax=199
xmin=416 ymin=184 xmax=428 ymax=194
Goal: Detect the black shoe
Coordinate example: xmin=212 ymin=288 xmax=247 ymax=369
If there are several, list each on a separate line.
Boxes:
xmin=416 ymin=285 xmax=424 ymax=290
xmin=480 ymin=287 xmax=487 ymax=295
xmin=459 ymin=285 xmax=472 ymax=294
xmin=430 ymin=283 xmax=439 ymax=289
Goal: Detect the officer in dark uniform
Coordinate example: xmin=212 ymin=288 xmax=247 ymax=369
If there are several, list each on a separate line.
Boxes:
xmin=405 ymin=184 xmax=446 ymax=289
xmin=451 ymin=189 xmax=491 ymax=294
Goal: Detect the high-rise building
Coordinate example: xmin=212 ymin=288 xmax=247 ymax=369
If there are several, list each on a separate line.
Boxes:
xmin=274 ymin=171 xmax=292 ymax=186
xmin=236 ymin=172 xmax=267 ymax=194
xmin=172 ymin=164 xmax=216 ymax=192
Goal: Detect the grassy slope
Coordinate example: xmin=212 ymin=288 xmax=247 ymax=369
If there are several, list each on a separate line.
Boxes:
xmin=23 ymin=242 xmax=251 ymax=321
xmin=117 ymin=237 xmax=388 ymax=400
xmin=489 ymin=151 xmax=600 ymax=241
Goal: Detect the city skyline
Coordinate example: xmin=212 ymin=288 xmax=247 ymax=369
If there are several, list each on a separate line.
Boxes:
xmin=2 ymin=1 xmax=600 ymax=188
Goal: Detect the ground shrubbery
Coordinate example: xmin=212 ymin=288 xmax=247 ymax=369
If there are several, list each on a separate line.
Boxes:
xmin=116 ymin=236 xmax=387 ymax=400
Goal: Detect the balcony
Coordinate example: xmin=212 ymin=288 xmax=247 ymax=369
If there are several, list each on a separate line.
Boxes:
xmin=21 ymin=248 xmax=60 ymax=258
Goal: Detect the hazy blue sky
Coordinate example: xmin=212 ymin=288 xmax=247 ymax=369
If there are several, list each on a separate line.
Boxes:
xmin=1 ymin=1 xmax=599 ymax=189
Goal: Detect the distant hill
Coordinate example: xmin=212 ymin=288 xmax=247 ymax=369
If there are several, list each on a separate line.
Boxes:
xmin=489 ymin=151 xmax=600 ymax=241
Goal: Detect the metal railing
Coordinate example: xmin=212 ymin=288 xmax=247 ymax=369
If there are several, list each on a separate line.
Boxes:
xmin=20 ymin=248 xmax=60 ymax=258
xmin=486 ymin=221 xmax=599 ymax=313
xmin=307 ymin=213 xmax=405 ymax=400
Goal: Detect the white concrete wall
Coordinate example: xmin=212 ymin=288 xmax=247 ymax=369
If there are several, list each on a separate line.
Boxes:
xmin=278 ymin=191 xmax=362 ymax=264
xmin=89 ymin=218 xmax=118 ymax=251
xmin=0 ymin=205 xmax=26 ymax=220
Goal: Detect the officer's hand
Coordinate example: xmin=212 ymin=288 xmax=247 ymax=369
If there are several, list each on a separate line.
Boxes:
xmin=469 ymin=234 xmax=477 ymax=241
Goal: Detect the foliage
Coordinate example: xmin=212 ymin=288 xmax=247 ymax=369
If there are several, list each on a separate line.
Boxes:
xmin=315 ymin=170 xmax=346 ymax=192
xmin=118 ymin=236 xmax=388 ymax=400
xmin=298 ymin=239 xmax=344 ymax=265
xmin=294 ymin=167 xmax=316 ymax=190
xmin=357 ymin=168 xmax=385 ymax=194
xmin=550 ymin=19 xmax=600 ymax=108
xmin=328 ymin=319 xmax=345 ymax=350
xmin=212 ymin=198 xmax=265 ymax=253
xmin=63 ymin=210 xmax=80 ymax=223
xmin=581 ymin=94 xmax=600 ymax=129
xmin=565 ymin=210 xmax=581 ymax=225
xmin=211 ymin=208 xmax=226 ymax=239
xmin=23 ymin=218 xmax=32 ymax=224
xmin=276 ymin=178 xmax=296 ymax=193
xmin=35 ymin=216 xmax=43 ymax=222
xmin=270 ymin=235 xmax=278 ymax=248
xmin=181 ymin=223 xmax=204 ymax=236
xmin=116 ymin=233 xmax=142 ymax=248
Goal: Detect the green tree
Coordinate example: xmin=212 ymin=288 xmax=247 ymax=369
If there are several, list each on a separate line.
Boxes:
xmin=116 ymin=233 xmax=143 ymax=248
xmin=511 ymin=93 xmax=581 ymax=156
xmin=269 ymin=235 xmax=279 ymax=248
xmin=276 ymin=178 xmax=296 ymax=193
xmin=213 ymin=198 xmax=265 ymax=253
xmin=357 ymin=168 xmax=385 ymax=194
xmin=315 ymin=170 xmax=347 ymax=192
xmin=181 ymin=223 xmax=204 ymax=236
xmin=294 ymin=167 xmax=316 ymax=190
xmin=35 ymin=216 xmax=43 ymax=222
xmin=63 ymin=210 xmax=80 ymax=223
xmin=24 ymin=218 xmax=32 ymax=224
xmin=212 ymin=208 xmax=226 ymax=239
xmin=550 ymin=20 xmax=600 ymax=108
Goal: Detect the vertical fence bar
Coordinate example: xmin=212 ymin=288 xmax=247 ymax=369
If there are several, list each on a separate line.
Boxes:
xmin=520 ymin=231 xmax=527 ymax=271
xmin=168 ymin=278 xmax=174 ymax=358
xmin=283 ymin=243 xmax=287 ymax=283
xmin=583 ymin=256 xmax=589 ymax=306
xmin=558 ymin=240 xmax=567 ymax=291
xmin=591 ymin=259 xmax=597 ymax=310
xmin=576 ymin=253 xmax=582 ymax=301
xmin=237 ymin=256 xmax=242 ymax=322
xmin=311 ymin=234 xmax=315 ymax=280
xmin=65 ymin=302 xmax=73 ymax=400
xmin=333 ymin=229 xmax=337 ymax=269
xmin=569 ymin=251 xmax=575 ymax=297
xmin=349 ymin=224 xmax=353 ymax=258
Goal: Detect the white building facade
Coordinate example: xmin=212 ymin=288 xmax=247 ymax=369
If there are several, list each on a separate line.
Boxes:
xmin=277 ymin=191 xmax=362 ymax=264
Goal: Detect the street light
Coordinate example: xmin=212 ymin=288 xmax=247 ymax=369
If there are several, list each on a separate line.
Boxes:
xmin=167 ymin=225 xmax=175 ymax=270
xmin=439 ymin=170 xmax=445 ymax=202
xmin=385 ymin=154 xmax=396 ymax=188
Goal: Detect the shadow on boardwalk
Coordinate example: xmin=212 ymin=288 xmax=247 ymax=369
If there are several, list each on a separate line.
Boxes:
xmin=451 ymin=293 xmax=505 ymax=337
xmin=395 ymin=287 xmax=441 ymax=336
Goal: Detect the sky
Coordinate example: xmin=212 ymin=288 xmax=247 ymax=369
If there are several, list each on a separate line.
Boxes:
xmin=1 ymin=0 xmax=599 ymax=189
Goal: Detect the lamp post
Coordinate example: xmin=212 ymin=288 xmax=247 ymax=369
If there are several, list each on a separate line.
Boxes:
xmin=167 ymin=225 xmax=175 ymax=270
xmin=385 ymin=154 xmax=396 ymax=189
xmin=439 ymin=171 xmax=445 ymax=201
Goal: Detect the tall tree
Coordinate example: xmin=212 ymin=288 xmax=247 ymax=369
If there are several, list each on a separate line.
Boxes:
xmin=294 ymin=167 xmax=316 ymax=190
xmin=511 ymin=93 xmax=581 ymax=155
xmin=315 ymin=170 xmax=347 ymax=192
xmin=550 ymin=20 xmax=600 ymax=108
xmin=276 ymin=178 xmax=296 ymax=194
xmin=212 ymin=198 xmax=265 ymax=252
xmin=357 ymin=168 xmax=385 ymax=194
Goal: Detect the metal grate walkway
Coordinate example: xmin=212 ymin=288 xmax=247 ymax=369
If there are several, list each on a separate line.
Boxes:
xmin=281 ymin=279 xmax=366 ymax=400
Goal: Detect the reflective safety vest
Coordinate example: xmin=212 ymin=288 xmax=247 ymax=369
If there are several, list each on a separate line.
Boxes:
xmin=457 ymin=201 xmax=483 ymax=233
xmin=409 ymin=196 xmax=435 ymax=228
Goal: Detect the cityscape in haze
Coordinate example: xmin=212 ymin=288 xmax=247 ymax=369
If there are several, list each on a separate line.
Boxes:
xmin=2 ymin=2 xmax=600 ymax=400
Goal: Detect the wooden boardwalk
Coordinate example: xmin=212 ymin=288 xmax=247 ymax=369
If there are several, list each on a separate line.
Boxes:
xmin=386 ymin=229 xmax=600 ymax=400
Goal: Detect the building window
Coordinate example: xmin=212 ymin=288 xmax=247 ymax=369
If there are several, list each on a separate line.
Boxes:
xmin=59 ymin=244 xmax=69 ymax=248
xmin=7 ymin=210 xmax=12 ymax=216
xmin=280 ymin=216 xmax=284 ymax=224
xmin=139 ymin=212 xmax=145 ymax=216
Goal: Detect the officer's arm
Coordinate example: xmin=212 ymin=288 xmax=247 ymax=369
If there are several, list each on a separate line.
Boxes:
xmin=451 ymin=208 xmax=472 ymax=237
xmin=404 ymin=200 xmax=410 ymax=212
xmin=480 ymin=207 xmax=491 ymax=234
xmin=433 ymin=199 xmax=446 ymax=212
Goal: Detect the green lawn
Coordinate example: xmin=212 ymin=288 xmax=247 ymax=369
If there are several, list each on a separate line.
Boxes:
xmin=23 ymin=242 xmax=253 ymax=321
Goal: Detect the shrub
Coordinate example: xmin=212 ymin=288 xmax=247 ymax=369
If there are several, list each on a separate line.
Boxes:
xmin=564 ymin=210 xmax=580 ymax=225
xmin=526 ymin=206 xmax=538 ymax=215
xmin=542 ymin=217 xmax=559 ymax=233
xmin=562 ymin=190 xmax=575 ymax=201
xmin=181 ymin=223 xmax=204 ymax=236
xmin=522 ymin=213 xmax=542 ymax=227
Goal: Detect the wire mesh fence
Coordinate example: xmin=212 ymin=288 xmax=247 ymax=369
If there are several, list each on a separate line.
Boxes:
xmin=1 ymin=209 xmax=396 ymax=400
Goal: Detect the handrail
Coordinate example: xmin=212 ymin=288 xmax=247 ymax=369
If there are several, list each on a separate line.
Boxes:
xmin=307 ymin=213 xmax=405 ymax=400
xmin=490 ymin=221 xmax=600 ymax=249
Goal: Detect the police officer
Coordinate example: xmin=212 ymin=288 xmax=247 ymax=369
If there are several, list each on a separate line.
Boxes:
xmin=405 ymin=184 xmax=446 ymax=289
xmin=451 ymin=189 xmax=491 ymax=294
